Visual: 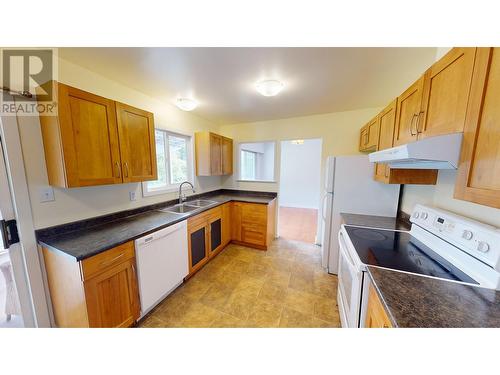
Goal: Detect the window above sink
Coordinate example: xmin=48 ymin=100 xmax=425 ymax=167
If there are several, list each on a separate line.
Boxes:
xmin=142 ymin=129 xmax=194 ymax=196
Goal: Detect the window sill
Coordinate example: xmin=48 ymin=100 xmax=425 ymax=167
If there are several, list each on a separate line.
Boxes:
xmin=141 ymin=182 xmax=190 ymax=197
xmin=236 ymin=179 xmax=277 ymax=183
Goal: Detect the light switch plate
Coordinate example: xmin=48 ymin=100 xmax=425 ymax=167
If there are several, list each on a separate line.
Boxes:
xmin=39 ymin=186 xmax=55 ymax=202
xmin=129 ymin=191 xmax=137 ymax=201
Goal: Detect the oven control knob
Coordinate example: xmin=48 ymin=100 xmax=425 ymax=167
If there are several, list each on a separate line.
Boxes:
xmin=421 ymin=212 xmax=428 ymax=220
xmin=477 ymin=241 xmax=490 ymax=253
xmin=462 ymin=230 xmax=473 ymax=240
xmin=413 ymin=212 xmax=420 ymax=219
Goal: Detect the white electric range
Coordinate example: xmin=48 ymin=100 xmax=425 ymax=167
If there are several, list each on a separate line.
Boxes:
xmin=337 ymin=204 xmax=500 ymax=328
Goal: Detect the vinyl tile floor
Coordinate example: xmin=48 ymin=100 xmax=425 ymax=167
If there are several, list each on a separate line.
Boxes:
xmin=139 ymin=238 xmax=340 ymax=328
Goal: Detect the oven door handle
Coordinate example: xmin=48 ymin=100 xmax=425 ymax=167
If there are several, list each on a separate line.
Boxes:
xmin=338 ymin=230 xmax=357 ymax=269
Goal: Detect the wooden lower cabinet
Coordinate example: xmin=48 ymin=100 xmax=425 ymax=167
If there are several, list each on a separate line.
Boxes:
xmin=187 ymin=205 xmax=225 ymax=276
xmin=232 ymin=200 xmax=276 ymax=250
xmin=42 ymin=241 xmax=140 ymax=328
xmin=365 ymin=284 xmax=393 ymax=328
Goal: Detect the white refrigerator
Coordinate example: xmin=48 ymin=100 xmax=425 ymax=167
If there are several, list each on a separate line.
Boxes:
xmin=320 ymin=155 xmax=400 ymax=274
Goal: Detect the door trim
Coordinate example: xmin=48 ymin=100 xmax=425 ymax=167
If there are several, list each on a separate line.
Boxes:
xmin=0 ymin=99 xmax=51 ymax=327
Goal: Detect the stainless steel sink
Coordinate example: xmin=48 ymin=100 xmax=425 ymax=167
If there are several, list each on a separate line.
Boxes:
xmin=186 ymin=199 xmax=217 ymax=207
xmin=158 ymin=204 xmax=200 ymax=214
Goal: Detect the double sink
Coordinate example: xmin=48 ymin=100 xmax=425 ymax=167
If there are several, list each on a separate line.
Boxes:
xmin=157 ymin=199 xmax=218 ymax=215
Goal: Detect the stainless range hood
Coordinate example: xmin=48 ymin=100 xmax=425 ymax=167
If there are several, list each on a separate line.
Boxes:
xmin=368 ymin=133 xmax=463 ymax=169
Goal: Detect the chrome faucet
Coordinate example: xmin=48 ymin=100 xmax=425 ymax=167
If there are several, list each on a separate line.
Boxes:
xmin=178 ymin=181 xmax=195 ymax=204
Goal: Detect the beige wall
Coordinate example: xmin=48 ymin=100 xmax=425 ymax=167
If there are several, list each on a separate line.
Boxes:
xmin=399 ymin=46 xmax=500 ymax=227
xmin=16 ymin=58 xmax=221 ymax=229
xmin=401 ymin=171 xmax=500 ymax=228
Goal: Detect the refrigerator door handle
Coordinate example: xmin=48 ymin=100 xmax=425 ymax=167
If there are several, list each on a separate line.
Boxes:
xmin=321 ymin=193 xmax=329 ymax=221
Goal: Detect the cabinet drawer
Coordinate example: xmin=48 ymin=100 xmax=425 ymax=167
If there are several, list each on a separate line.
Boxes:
xmin=240 ymin=203 xmax=267 ymax=225
xmin=81 ymin=241 xmax=135 ymax=280
xmin=241 ymin=223 xmax=266 ymax=246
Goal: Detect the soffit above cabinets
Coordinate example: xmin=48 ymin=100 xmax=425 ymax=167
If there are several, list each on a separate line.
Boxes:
xmin=58 ymin=47 xmax=437 ymax=125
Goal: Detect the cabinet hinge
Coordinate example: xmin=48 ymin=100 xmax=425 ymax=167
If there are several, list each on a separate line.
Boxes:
xmin=1 ymin=219 xmax=20 ymax=249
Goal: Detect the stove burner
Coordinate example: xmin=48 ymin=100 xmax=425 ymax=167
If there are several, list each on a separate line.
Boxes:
xmin=351 ymin=228 xmax=387 ymax=241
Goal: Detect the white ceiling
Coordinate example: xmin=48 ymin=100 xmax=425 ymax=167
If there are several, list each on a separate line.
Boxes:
xmin=59 ymin=47 xmax=437 ymax=125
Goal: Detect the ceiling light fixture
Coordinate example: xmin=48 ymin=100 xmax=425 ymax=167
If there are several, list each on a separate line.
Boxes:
xmin=291 ymin=139 xmax=304 ymax=145
xmin=255 ymin=79 xmax=284 ymax=97
xmin=176 ymin=98 xmax=198 ymax=111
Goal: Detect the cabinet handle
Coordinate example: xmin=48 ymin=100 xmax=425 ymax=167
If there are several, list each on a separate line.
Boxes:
xmin=415 ymin=111 xmax=424 ymax=134
xmin=409 ymin=114 xmax=418 ymax=136
xmin=124 ymin=162 xmax=129 ymax=178
xmin=99 ymin=253 xmax=124 ymax=268
xmin=115 ymin=162 xmax=121 ymax=178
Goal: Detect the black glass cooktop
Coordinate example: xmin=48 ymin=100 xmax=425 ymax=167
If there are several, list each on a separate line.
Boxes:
xmin=344 ymin=226 xmax=478 ymax=284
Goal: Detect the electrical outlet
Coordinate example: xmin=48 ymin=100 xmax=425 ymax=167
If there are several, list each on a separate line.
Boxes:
xmin=39 ymin=187 xmax=55 ymax=203
xmin=129 ymin=191 xmax=137 ymax=201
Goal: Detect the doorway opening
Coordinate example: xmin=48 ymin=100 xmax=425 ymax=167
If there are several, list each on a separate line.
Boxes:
xmin=278 ymin=139 xmax=322 ymax=244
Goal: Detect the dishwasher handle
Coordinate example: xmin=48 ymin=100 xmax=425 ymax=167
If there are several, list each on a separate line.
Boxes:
xmin=136 ymin=221 xmax=187 ymax=246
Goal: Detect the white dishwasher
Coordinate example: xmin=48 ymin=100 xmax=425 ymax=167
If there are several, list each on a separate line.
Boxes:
xmin=135 ymin=220 xmax=188 ymax=318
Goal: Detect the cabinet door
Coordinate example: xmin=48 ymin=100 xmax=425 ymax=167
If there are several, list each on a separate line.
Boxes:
xmin=455 ymin=48 xmax=500 ymax=208
xmin=221 ymin=203 xmax=232 ymax=246
xmin=240 ymin=203 xmax=267 ymax=247
xmin=116 ymin=102 xmax=157 ymax=183
xmin=374 ymin=100 xmax=397 ymax=182
xmin=57 ymin=84 xmax=122 ymax=187
xmin=210 ymin=133 xmax=223 ymax=175
xmin=366 ymin=117 xmax=380 ymax=151
xmin=393 ymin=76 xmax=424 ymax=146
xmin=209 ymin=217 xmax=223 ymax=257
xmin=231 ymin=203 xmax=242 ymax=241
xmin=221 ymin=136 xmax=233 ymax=175
xmin=84 ymin=258 xmax=140 ymax=328
xmin=188 ymin=222 xmax=209 ymax=274
xmin=419 ymin=48 xmax=476 ymax=138
xmin=359 ymin=125 xmax=368 ymax=151
xmin=365 ymin=285 xmax=392 ymax=328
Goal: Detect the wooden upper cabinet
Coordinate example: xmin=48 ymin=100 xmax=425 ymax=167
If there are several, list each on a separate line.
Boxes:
xmin=359 ymin=125 xmax=368 ymax=151
xmin=115 ymin=102 xmax=157 ymax=183
xmin=38 ymin=82 xmax=157 ymax=188
xmin=39 ymin=82 xmax=122 ymax=187
xmin=374 ymin=99 xmax=438 ymax=185
xmin=393 ymin=76 xmax=424 ymax=146
xmin=210 ymin=133 xmax=223 ymax=175
xmin=419 ymin=48 xmax=476 ymax=138
xmin=374 ymin=100 xmax=397 ymax=182
xmin=455 ymin=48 xmax=500 ymax=208
xmin=359 ymin=118 xmax=379 ymax=152
xmin=221 ymin=136 xmax=234 ymax=175
xmin=195 ymin=132 xmax=233 ymax=176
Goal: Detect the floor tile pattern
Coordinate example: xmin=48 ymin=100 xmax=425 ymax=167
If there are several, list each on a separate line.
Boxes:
xmin=139 ymin=239 xmax=340 ymax=328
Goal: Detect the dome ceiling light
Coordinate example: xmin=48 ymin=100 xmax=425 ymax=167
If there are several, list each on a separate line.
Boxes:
xmin=176 ymin=98 xmax=198 ymax=111
xmin=255 ymin=79 xmax=284 ymax=97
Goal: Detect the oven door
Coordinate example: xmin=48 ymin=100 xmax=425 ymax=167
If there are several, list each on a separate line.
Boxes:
xmin=337 ymin=229 xmax=363 ymax=328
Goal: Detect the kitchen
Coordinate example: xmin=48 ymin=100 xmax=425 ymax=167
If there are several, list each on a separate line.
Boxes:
xmin=2 ymin=45 xmax=499 ymax=329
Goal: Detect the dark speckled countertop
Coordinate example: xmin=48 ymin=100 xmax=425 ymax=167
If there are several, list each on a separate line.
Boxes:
xmin=37 ymin=190 xmax=276 ymax=261
xmin=367 ymin=266 xmax=500 ymax=328
xmin=340 ymin=212 xmax=411 ymax=231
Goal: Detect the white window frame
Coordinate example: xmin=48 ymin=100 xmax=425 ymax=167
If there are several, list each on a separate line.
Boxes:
xmin=142 ymin=129 xmax=194 ymax=197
